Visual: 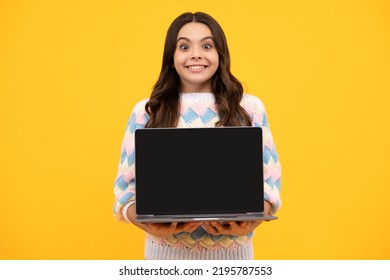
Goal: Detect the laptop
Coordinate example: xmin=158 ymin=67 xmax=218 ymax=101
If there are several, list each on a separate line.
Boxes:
xmin=134 ymin=127 xmax=277 ymax=223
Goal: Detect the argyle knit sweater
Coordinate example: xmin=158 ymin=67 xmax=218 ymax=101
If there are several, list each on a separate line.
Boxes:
xmin=113 ymin=93 xmax=281 ymax=260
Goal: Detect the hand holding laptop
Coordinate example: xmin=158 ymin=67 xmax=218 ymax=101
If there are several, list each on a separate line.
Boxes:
xmin=127 ymin=201 xmax=272 ymax=238
xmin=202 ymin=200 xmax=272 ymax=236
xmin=203 ymin=220 xmax=262 ymax=236
xmin=146 ymin=222 xmax=201 ymax=238
xmin=126 ymin=204 xmax=201 ymax=238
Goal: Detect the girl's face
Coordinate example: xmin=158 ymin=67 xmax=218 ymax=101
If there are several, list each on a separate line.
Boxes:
xmin=174 ymin=22 xmax=219 ymax=93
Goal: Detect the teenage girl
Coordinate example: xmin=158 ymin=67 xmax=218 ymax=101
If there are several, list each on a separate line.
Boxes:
xmin=113 ymin=12 xmax=281 ymax=260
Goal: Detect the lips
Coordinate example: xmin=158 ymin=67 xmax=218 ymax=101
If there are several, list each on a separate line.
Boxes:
xmin=185 ymin=65 xmax=208 ymax=72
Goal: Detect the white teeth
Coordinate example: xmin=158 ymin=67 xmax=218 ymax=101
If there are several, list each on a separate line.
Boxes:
xmin=188 ymin=65 xmax=206 ymax=70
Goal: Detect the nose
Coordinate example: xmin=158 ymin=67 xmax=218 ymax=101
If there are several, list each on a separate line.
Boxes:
xmin=191 ymin=48 xmax=202 ymax=60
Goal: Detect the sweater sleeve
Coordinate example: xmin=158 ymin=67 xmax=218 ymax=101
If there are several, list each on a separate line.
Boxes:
xmin=113 ymin=99 xmax=149 ymax=222
xmin=244 ymin=95 xmax=282 ymax=214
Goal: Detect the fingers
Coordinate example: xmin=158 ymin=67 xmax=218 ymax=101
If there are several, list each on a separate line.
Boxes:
xmin=148 ymin=223 xmax=159 ymax=230
xmin=147 ymin=220 xmax=262 ymax=238
xmin=227 ymin=221 xmax=240 ymax=229
xmin=212 ymin=222 xmax=230 ymax=231
xmin=202 ymin=222 xmax=219 ymax=235
xmin=203 ymin=222 xmax=234 ymax=235
xmin=147 ymin=221 xmax=262 ymax=237
xmin=236 ymin=221 xmax=248 ymax=227
xmin=170 ymin=222 xmax=178 ymax=231
xmin=177 ymin=222 xmax=201 ymax=233
xmin=164 ymin=222 xmax=201 ymax=234
xmin=148 ymin=222 xmax=200 ymax=235
xmin=203 ymin=221 xmax=260 ymax=236
xmin=186 ymin=222 xmax=202 ymax=233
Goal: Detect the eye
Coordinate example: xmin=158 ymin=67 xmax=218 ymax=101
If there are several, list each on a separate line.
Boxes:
xmin=203 ymin=43 xmax=212 ymax=49
xmin=179 ymin=44 xmax=189 ymax=50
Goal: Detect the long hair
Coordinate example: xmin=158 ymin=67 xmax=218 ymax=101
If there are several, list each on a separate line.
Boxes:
xmin=145 ymin=12 xmax=251 ymax=128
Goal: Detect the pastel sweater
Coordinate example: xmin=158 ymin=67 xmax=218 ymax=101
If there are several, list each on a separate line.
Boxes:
xmin=113 ymin=93 xmax=281 ymax=260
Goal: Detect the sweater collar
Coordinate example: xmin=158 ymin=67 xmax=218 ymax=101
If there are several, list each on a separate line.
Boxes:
xmin=179 ymin=92 xmax=215 ymax=103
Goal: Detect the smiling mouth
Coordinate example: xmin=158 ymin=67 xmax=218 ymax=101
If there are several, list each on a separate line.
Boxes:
xmin=186 ymin=65 xmax=208 ymax=70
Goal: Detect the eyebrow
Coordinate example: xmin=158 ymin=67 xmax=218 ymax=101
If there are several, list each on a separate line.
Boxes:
xmin=176 ymin=36 xmax=214 ymax=43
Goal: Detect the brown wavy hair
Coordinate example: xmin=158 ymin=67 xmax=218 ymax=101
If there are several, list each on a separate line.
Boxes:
xmin=145 ymin=12 xmax=251 ymax=128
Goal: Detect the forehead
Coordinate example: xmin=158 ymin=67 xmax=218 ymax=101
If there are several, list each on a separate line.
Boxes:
xmin=177 ymin=22 xmax=213 ymax=40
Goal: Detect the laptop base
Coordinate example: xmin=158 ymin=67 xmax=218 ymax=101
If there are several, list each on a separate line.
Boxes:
xmin=136 ymin=213 xmax=277 ymax=223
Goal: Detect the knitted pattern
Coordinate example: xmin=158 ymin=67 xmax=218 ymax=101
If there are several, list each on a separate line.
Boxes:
xmin=113 ymin=93 xmax=281 ymax=259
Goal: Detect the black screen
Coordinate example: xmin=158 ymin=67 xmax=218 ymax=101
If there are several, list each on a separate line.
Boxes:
xmin=135 ymin=127 xmax=264 ymax=215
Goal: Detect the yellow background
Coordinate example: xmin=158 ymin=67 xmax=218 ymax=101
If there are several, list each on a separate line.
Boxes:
xmin=1 ymin=0 xmax=389 ymax=259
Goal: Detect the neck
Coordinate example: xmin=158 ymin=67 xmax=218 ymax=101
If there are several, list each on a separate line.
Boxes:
xmin=179 ymin=82 xmax=212 ymax=93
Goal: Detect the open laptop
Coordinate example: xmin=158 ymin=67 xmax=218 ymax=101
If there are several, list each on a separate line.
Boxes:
xmin=134 ymin=127 xmax=277 ymax=223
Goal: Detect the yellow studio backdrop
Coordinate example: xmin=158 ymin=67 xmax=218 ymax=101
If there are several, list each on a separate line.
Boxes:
xmin=0 ymin=0 xmax=389 ymax=259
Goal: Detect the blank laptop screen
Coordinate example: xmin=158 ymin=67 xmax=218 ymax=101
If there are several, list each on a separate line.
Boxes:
xmin=135 ymin=127 xmax=264 ymax=216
